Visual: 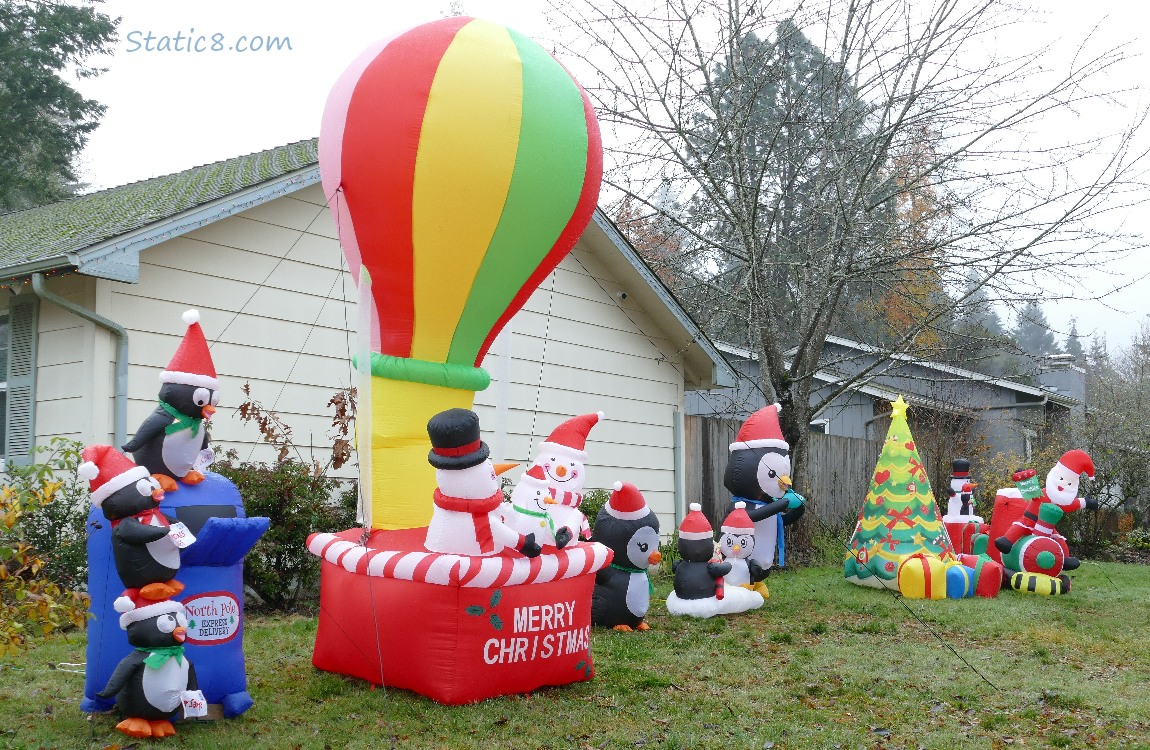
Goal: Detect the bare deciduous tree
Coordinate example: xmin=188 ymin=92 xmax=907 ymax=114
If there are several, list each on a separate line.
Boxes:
xmin=547 ymin=0 xmax=1147 ymax=505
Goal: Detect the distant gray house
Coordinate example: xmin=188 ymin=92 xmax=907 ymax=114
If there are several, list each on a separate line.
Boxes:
xmin=686 ymin=336 xmax=1084 ymax=461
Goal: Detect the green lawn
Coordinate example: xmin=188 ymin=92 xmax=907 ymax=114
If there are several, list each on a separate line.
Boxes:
xmin=3 ymin=563 xmax=1149 ymax=750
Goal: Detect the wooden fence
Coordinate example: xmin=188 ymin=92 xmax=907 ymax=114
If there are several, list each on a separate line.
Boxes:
xmin=684 ymin=415 xmax=883 ymax=528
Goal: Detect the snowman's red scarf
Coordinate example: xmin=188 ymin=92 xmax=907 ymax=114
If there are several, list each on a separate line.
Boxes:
xmin=548 ymin=487 xmax=582 ymax=507
xmin=433 ymin=489 xmax=504 ymax=554
xmin=111 ymin=507 xmax=170 ymax=529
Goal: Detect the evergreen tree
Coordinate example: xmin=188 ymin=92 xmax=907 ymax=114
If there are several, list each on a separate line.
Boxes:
xmin=0 ymin=0 xmax=117 ymax=211
xmin=1011 ymin=300 xmax=1061 ymax=357
xmin=844 ymin=397 xmax=956 ymax=588
xmin=1065 ymin=318 xmax=1085 ymax=362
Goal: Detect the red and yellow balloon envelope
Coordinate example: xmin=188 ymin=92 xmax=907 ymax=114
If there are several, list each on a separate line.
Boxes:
xmin=320 ymin=16 xmax=601 ymax=530
xmin=310 ymin=18 xmax=609 ymax=705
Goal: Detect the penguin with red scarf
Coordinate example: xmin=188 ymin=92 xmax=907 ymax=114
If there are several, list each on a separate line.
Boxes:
xmin=80 ymin=445 xmax=189 ymax=601
xmin=423 ymin=408 xmax=541 ymax=558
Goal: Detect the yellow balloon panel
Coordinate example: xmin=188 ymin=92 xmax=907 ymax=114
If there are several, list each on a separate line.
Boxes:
xmin=411 ymin=19 xmax=522 ymax=363
xmin=369 ymin=377 xmax=476 ymax=530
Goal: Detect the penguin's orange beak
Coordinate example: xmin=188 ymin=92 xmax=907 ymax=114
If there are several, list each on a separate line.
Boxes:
xmin=151 ymin=489 xmax=165 ymax=502
xmin=648 ymin=550 xmax=662 ymax=565
xmin=493 ymin=462 xmax=518 ymax=476
xmin=173 ymin=626 xmax=187 ymax=644
xmin=201 ymin=405 xmax=216 ymax=419
xmin=779 ymin=474 xmax=793 ymax=489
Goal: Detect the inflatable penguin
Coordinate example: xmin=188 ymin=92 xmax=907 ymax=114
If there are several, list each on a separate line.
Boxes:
xmin=591 ymin=482 xmax=661 ymax=631
xmin=80 ymin=445 xmax=184 ymax=600
xmin=522 ymin=412 xmax=602 ymax=540
xmin=723 ymin=404 xmax=806 ymax=591
xmin=98 ymin=595 xmax=200 ymax=738
xmin=718 ymin=501 xmax=768 ymax=594
xmin=123 ymin=310 xmax=218 ymax=493
xmin=423 ymin=408 xmax=541 ymax=558
xmin=666 ymin=504 xmax=763 ymax=618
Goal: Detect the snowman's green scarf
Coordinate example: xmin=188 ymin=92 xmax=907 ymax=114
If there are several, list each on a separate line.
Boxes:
xmin=159 ymin=399 xmax=202 ymax=437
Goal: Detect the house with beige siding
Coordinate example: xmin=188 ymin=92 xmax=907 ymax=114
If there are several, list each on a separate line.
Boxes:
xmin=0 ymin=139 xmax=733 ymax=533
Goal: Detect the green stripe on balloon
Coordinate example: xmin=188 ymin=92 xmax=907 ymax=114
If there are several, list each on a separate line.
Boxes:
xmin=446 ymin=29 xmax=591 ymax=366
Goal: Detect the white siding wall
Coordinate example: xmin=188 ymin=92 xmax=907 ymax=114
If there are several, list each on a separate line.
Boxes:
xmin=34 ymin=183 xmax=688 ymax=530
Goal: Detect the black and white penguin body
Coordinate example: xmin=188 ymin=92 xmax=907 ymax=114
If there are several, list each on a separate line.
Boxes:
xmin=98 ymin=601 xmax=198 ymax=738
xmin=591 ymin=482 xmax=661 ymax=630
xmin=104 ymin=483 xmax=180 ymax=589
xmin=124 ymin=381 xmax=215 ymax=487
xmin=666 ymin=504 xmax=763 ymax=618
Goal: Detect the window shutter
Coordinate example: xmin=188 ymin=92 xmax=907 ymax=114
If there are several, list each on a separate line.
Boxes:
xmin=6 ymin=294 xmax=38 ymax=466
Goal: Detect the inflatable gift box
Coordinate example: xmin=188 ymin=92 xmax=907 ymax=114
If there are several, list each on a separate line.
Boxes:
xmin=83 ymin=473 xmax=269 ymax=718
xmin=896 ymin=552 xmax=949 ymax=600
xmin=307 ymin=527 xmax=612 ymax=705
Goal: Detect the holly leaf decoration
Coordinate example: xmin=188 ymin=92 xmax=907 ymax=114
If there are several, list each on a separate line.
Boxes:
xmin=490 ymin=589 xmax=502 ymax=608
xmin=465 ymin=605 xmax=486 ymax=617
xmin=490 ymin=613 xmax=503 ymax=631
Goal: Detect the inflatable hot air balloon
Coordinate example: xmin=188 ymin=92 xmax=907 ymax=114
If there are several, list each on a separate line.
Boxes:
xmin=320 ymin=15 xmax=602 ymax=530
xmin=307 ymin=17 xmax=611 ymax=705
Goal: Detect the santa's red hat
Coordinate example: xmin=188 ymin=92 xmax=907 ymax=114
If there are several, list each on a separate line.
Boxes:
xmin=730 ymin=404 xmax=789 ymax=453
xmin=605 ymin=481 xmax=649 ymax=520
xmin=159 ymin=310 xmax=219 ymax=390
xmin=1057 ymin=449 xmax=1095 ymax=479
xmin=539 ymin=412 xmax=603 ymax=461
xmin=79 ymin=445 xmax=151 ymax=508
xmin=721 ymin=501 xmax=755 ymax=534
xmin=114 ymin=590 xmax=186 ymax=629
xmin=678 ymin=502 xmax=714 ymax=540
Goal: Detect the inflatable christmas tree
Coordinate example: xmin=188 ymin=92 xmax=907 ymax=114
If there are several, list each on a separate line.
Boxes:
xmin=844 ymin=396 xmax=956 ymax=588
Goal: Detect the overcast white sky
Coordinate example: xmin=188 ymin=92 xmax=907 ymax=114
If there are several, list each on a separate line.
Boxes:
xmin=71 ymin=0 xmax=1150 ymax=349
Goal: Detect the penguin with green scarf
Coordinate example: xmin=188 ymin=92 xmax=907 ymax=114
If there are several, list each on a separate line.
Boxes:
xmin=98 ymin=596 xmax=200 ymax=738
xmin=591 ymin=482 xmax=661 ymax=631
xmin=123 ymin=310 xmax=219 ymax=493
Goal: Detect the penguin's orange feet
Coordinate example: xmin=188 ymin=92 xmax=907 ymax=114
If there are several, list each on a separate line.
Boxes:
xmin=612 ymin=624 xmax=634 ymax=632
xmin=148 ymin=719 xmax=176 ymax=737
xmin=636 ymin=621 xmax=651 ymax=631
xmin=180 ymin=470 xmax=206 ymax=486
xmin=154 ymin=474 xmax=179 ymax=493
xmin=753 ymin=582 xmax=770 ymax=598
xmin=115 ymin=717 xmax=155 ymax=737
xmin=139 ymin=579 xmax=184 ymax=600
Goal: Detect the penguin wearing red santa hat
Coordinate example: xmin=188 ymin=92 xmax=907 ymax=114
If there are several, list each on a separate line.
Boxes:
xmin=722 ymin=404 xmax=806 ymax=584
xmin=123 ymin=310 xmax=218 ymax=493
xmin=81 ymin=444 xmax=183 ymax=600
xmin=995 ymin=449 xmax=1098 ymax=570
xmin=591 ymin=481 xmax=661 ymax=630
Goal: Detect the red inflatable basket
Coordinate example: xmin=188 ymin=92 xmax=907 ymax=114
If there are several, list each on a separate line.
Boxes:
xmin=307 ymin=527 xmax=612 ymax=704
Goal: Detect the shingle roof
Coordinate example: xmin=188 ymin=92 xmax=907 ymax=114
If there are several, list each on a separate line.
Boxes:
xmin=0 ymin=138 xmax=319 ymax=270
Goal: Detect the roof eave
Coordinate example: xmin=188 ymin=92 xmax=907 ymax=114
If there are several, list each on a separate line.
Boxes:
xmin=0 ymin=256 xmax=75 ymax=284
xmin=589 ymin=211 xmax=736 ymax=390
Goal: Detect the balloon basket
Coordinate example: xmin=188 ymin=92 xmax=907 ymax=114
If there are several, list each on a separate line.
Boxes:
xmin=82 ymin=473 xmax=269 ymax=718
xmin=307 ymin=527 xmax=613 ymax=705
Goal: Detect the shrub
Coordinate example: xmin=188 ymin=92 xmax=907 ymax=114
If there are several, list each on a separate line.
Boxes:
xmin=0 ymin=437 xmax=90 ymax=654
xmin=581 ymin=488 xmax=609 ymax=534
xmin=213 ymin=452 xmax=355 ymax=610
xmin=216 ymin=384 xmax=358 ymax=611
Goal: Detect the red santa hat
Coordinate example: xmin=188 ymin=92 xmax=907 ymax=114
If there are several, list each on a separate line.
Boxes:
xmin=1057 ymin=449 xmax=1095 ymax=480
xmin=721 ymin=501 xmax=755 ymax=535
xmin=538 ymin=412 xmax=603 ymax=462
xmin=729 ymin=404 xmax=789 ymax=453
xmin=114 ymin=590 xmax=186 ymax=629
xmin=604 ymin=481 xmax=649 ymax=520
xmin=678 ymin=502 xmax=714 ymax=540
xmin=159 ymin=310 xmax=219 ymax=390
xmin=79 ymin=445 xmax=151 ymax=508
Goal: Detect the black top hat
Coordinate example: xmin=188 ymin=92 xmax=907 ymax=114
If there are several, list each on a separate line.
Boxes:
xmin=951 ymin=458 xmax=970 ymax=476
xmin=427 ymin=408 xmax=490 ymax=470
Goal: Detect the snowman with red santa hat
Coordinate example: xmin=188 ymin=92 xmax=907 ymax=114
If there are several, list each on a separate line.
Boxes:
xmin=518 ymin=412 xmax=603 ymax=542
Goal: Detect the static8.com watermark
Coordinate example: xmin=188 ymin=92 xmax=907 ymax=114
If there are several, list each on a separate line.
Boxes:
xmin=125 ymin=29 xmax=292 ymax=53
